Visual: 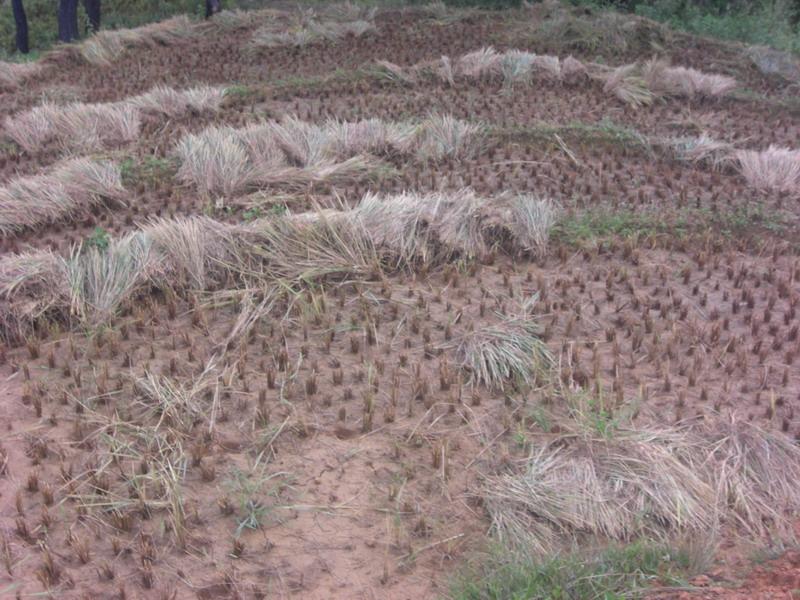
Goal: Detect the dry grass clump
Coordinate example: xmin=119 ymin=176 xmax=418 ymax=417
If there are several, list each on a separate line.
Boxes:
xmin=144 ymin=216 xmax=249 ymax=291
xmin=377 ymin=48 xmax=586 ymax=89
xmin=642 ymin=59 xmax=737 ymax=98
xmin=317 ymin=118 xmax=415 ymax=160
xmin=0 ymin=60 xmax=46 ymax=89
xmin=0 ymin=189 xmax=558 ymax=340
xmin=356 ymin=189 xmax=489 ymax=267
xmin=485 ymin=425 xmax=717 ymax=554
xmin=270 ymin=116 xmax=341 ymax=167
xmin=175 ymin=115 xmax=473 ymax=197
xmin=4 ymin=101 xmax=140 ymax=153
xmin=706 ymin=418 xmax=800 ymax=534
xmin=251 ymin=27 xmax=316 ymax=48
xmin=202 ymin=7 xmax=284 ymax=31
xmin=668 ymin=136 xmax=800 ymax=193
xmin=671 ymin=134 xmax=734 ymax=170
xmin=354 ymin=190 xmax=558 ymax=268
xmin=250 ymin=156 xmax=385 ymax=192
xmin=129 ymin=85 xmax=226 ymax=117
xmin=597 ymin=64 xmax=654 ymax=107
xmin=484 ymin=413 xmax=800 ymax=555
xmin=457 ymin=47 xmax=502 ymax=78
xmin=0 ymin=158 xmax=125 ymax=236
xmin=412 ymin=114 xmax=485 ymax=160
xmin=65 ymin=233 xmax=154 ymax=326
xmin=378 ymin=47 xmax=732 ymax=105
xmin=495 ymin=51 xmax=569 ymax=84
xmin=376 ymin=45 xmax=729 ymax=107
xmin=735 ymin=146 xmax=800 ymax=194
xmin=175 ymin=126 xmax=254 ymax=197
xmin=503 ymin=195 xmax=560 ymax=257
xmin=0 ymin=218 xmax=246 ymax=339
xmin=313 ymin=19 xmax=376 ymax=39
xmin=77 ymin=15 xmax=195 ymax=66
xmin=457 ymin=316 xmax=551 ymax=391
xmin=247 ymin=210 xmax=380 ymax=284
xmin=244 ymin=189 xmax=556 ymax=283
xmin=324 ymin=1 xmax=379 ymax=22
xmin=595 ymin=60 xmax=736 ymax=106
xmin=6 ymin=85 xmax=226 ymax=153
xmin=249 ymin=12 xmax=375 ymax=50
xmin=173 ymin=122 xmax=384 ymax=198
xmin=375 ymin=60 xmax=418 ymax=84
xmin=133 ymin=360 xmax=221 ymax=433
xmin=0 ymin=250 xmax=69 ymax=342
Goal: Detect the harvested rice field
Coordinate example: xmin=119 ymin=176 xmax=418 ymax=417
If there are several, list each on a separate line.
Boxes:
xmin=1 ymin=2 xmax=800 ymax=598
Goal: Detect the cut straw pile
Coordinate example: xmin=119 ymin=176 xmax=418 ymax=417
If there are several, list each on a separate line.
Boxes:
xmin=4 ymin=85 xmax=226 ymax=153
xmin=249 ymin=6 xmax=376 ymax=50
xmin=735 ymin=146 xmax=800 ymax=195
xmin=376 ymin=47 xmax=587 ymax=88
xmin=484 ymin=416 xmax=800 ymax=554
xmin=597 ymin=57 xmax=736 ymax=107
xmin=175 ymin=114 xmax=484 ymax=197
xmin=671 ymin=135 xmax=800 ymax=194
xmin=75 ymin=15 xmax=196 ymax=66
xmin=0 ymin=158 xmax=125 ymax=236
xmin=376 ymin=48 xmax=736 ymax=107
xmin=0 ymin=60 xmax=46 ymax=89
xmin=0 ymin=190 xmax=556 ymax=341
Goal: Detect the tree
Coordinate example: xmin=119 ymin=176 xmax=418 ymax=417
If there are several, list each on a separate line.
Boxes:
xmin=205 ymin=0 xmax=221 ymax=19
xmin=83 ymin=0 xmax=101 ymax=33
xmin=11 ymin=0 xmax=29 ymax=54
xmin=57 ymin=0 xmax=80 ymax=43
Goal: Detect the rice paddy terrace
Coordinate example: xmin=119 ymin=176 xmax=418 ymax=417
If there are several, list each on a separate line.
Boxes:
xmin=0 ymin=2 xmax=799 ymax=598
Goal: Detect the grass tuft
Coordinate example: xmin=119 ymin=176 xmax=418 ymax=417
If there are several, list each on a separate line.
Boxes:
xmin=735 ymin=146 xmax=800 ymax=194
xmin=4 ymin=101 xmax=140 ymax=153
xmin=0 ymin=158 xmax=125 ymax=236
xmin=175 ymin=125 xmax=254 ymax=198
xmin=642 ymin=58 xmax=737 ymax=98
xmin=77 ymin=15 xmax=195 ymax=66
xmin=6 ymin=85 xmax=225 ymax=154
xmin=0 ymin=60 xmax=46 ymax=88
xmin=65 ymin=233 xmax=154 ymax=327
xmin=413 ymin=113 xmax=485 ymax=160
xmin=457 ymin=314 xmax=551 ymax=391
xmin=451 ymin=541 xmax=695 ymax=600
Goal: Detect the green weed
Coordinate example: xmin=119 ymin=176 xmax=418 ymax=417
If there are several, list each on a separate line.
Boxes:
xmin=553 ymin=206 xmax=786 ymax=247
xmin=223 ymin=466 xmax=286 ymax=537
xmin=84 ymin=226 xmax=111 ymax=252
xmin=120 ymin=155 xmax=177 ymax=188
xmin=493 ymin=120 xmax=651 ymax=154
xmin=450 ymin=541 xmax=694 ymax=600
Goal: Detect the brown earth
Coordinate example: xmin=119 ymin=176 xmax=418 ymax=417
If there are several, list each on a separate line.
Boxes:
xmin=1 ymin=3 xmax=800 ymax=599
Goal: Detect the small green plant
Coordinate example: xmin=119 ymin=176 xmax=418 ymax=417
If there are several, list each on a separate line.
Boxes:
xmin=223 ymin=466 xmax=286 ymax=537
xmin=572 ymin=390 xmax=621 ymax=438
xmin=242 ymin=207 xmax=263 ymax=222
xmin=85 ymin=226 xmax=110 ymax=252
xmin=224 ymin=84 xmax=256 ymax=98
xmin=450 ymin=541 xmax=694 ymax=600
xmin=269 ymin=203 xmax=288 ymax=217
xmin=120 ymin=155 xmax=177 ymax=188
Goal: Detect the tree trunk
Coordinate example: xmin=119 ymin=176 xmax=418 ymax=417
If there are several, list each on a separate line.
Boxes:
xmin=12 ymin=0 xmax=29 ymax=54
xmin=83 ymin=0 xmax=101 ymax=33
xmin=205 ymin=0 xmax=221 ymax=19
xmin=58 ymin=0 xmax=80 ymax=43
